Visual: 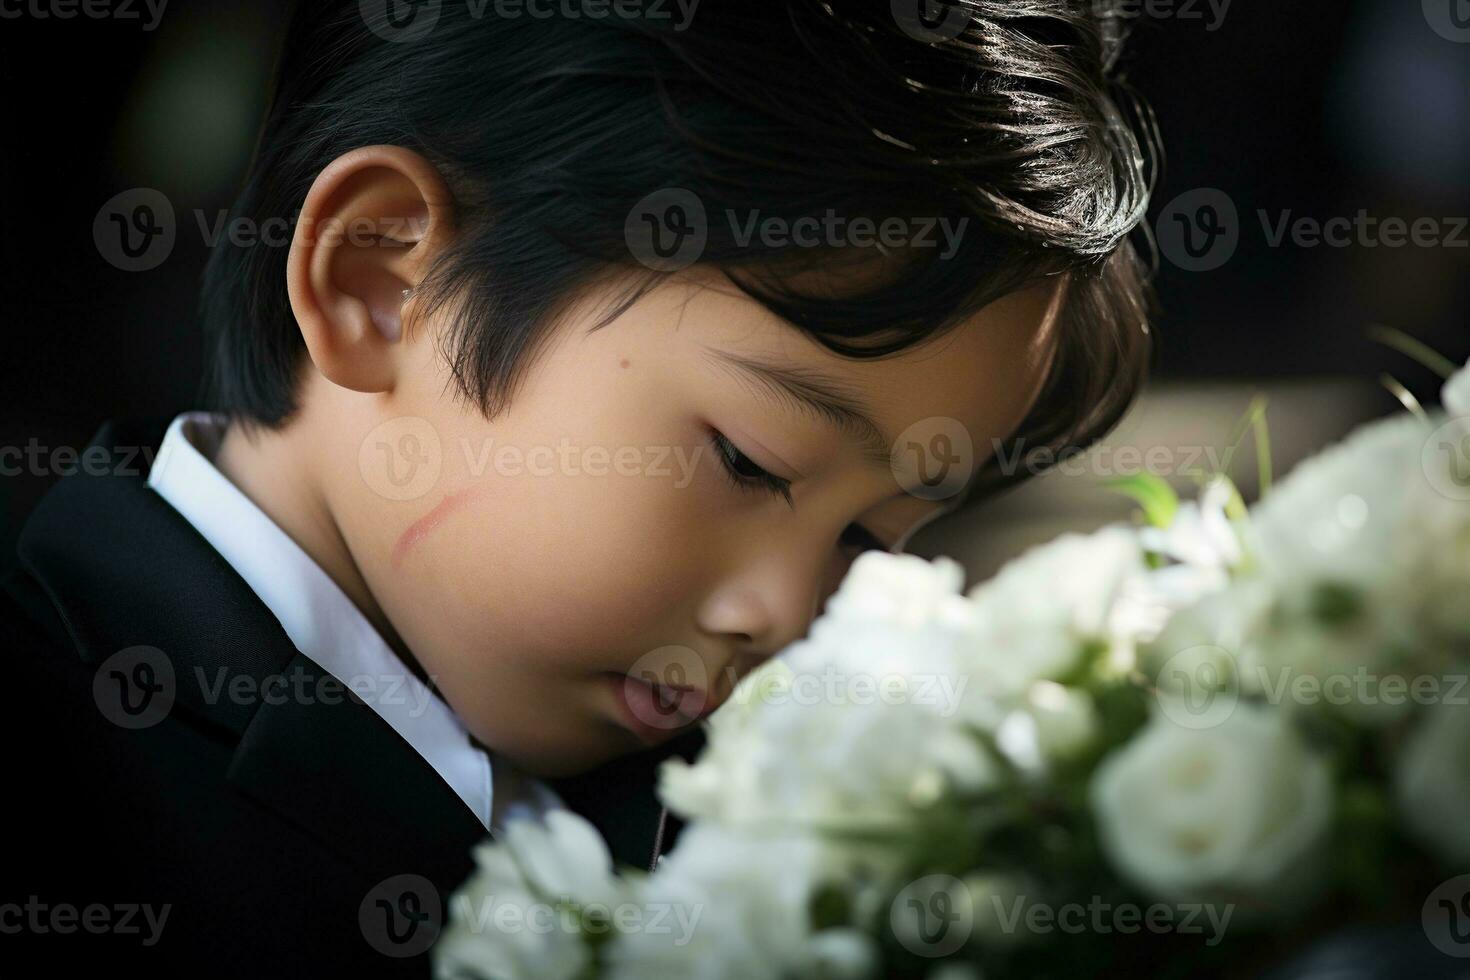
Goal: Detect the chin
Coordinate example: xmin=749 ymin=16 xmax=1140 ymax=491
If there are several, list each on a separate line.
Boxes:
xmin=493 ymin=726 xmax=641 ymax=779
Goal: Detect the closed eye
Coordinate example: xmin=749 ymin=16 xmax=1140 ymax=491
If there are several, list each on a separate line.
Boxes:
xmin=710 ymin=429 xmax=794 ymax=506
xmin=709 ymin=429 xmax=893 ymax=553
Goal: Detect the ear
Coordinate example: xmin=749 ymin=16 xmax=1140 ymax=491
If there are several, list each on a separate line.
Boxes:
xmin=286 ymin=145 xmax=455 ymax=393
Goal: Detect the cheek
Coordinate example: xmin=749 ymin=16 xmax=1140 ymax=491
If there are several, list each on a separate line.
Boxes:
xmin=392 ymin=449 xmax=721 ymax=673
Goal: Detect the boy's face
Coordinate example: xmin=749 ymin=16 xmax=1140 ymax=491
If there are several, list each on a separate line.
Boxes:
xmin=321 ymin=266 xmax=1061 ymax=777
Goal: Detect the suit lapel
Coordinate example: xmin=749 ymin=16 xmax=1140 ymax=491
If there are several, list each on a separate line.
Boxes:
xmin=9 ymin=416 xmax=700 ymax=885
xmin=226 ymin=650 xmax=486 ymax=889
xmin=10 ymin=417 xmax=484 ymax=892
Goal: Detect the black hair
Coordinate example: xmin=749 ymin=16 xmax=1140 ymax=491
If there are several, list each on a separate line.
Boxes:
xmin=200 ymin=0 xmax=1157 ymax=504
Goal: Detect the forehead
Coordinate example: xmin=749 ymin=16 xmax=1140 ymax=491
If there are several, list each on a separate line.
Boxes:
xmin=690 ymin=268 xmax=1065 ymax=457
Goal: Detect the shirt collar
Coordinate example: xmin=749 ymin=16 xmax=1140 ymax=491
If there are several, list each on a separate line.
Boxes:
xmin=146 ymin=411 xmax=560 ymax=831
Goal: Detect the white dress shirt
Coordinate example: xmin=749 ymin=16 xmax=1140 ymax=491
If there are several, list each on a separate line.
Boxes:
xmin=146 ymin=411 xmax=562 ymax=833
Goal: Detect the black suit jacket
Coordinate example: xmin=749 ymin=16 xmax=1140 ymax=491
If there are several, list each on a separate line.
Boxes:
xmin=0 ymin=416 xmax=703 ymax=977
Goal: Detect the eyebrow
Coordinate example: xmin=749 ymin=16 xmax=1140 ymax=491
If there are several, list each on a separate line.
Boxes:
xmin=701 ymin=347 xmax=896 ymax=471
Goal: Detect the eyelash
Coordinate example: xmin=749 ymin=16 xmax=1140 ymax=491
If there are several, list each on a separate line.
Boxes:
xmin=710 ymin=430 xmax=793 ymax=506
xmin=708 ymin=429 xmax=888 ymax=552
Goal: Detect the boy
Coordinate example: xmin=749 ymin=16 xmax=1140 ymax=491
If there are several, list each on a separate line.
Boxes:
xmin=1 ymin=0 xmax=1152 ymax=974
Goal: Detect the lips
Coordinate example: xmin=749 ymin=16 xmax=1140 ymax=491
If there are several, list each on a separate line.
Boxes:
xmin=605 ymin=672 xmax=716 ymax=746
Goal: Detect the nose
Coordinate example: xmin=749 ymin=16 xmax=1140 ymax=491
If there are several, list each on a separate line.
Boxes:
xmin=695 ymin=529 xmax=878 ymax=669
xmin=695 ymin=585 xmax=800 ymax=672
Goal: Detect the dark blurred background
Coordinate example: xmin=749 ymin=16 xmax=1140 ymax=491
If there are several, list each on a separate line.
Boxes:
xmin=1 ymin=0 xmax=1467 ymax=571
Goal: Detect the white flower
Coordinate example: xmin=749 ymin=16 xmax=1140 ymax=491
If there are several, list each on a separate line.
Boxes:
xmin=663 ymin=555 xmax=1000 ymax=849
xmin=1139 ymin=477 xmax=1244 ymax=605
xmin=1025 ymin=682 xmax=1100 ymax=760
xmin=996 ymin=681 xmax=1099 ymax=771
xmin=602 ymin=825 xmax=829 ymax=980
xmin=801 ymin=594 xmax=984 ymax=722
xmin=1256 ymin=616 xmax=1421 ymax=727
xmin=797 ymin=928 xmax=880 ymax=980
xmin=1143 ymin=577 xmax=1274 ymax=699
xmin=1130 ymin=477 xmax=1249 ymax=643
xmin=821 ymin=551 xmax=969 ymax=630
xmin=965 ymin=526 xmax=1149 ymax=696
xmin=1090 ymin=701 xmax=1333 ymax=913
xmin=1443 ymin=357 xmax=1470 ymax=419
xmin=660 ymin=648 xmax=997 ymax=848
xmin=494 ymin=809 xmax=625 ymax=904
xmin=1251 ymin=413 xmax=1424 ymax=595
xmin=1394 ymin=699 xmax=1470 ymax=867
xmin=435 ymin=811 xmax=621 ymax=980
xmin=1395 ymin=442 xmax=1470 ymax=645
xmin=1247 ymin=412 xmax=1445 ymax=709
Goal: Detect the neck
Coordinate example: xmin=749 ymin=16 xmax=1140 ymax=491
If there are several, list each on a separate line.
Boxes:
xmin=210 ymin=376 xmax=426 ymax=684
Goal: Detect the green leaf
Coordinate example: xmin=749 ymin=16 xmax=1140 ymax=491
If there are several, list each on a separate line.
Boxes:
xmin=1366 ymin=323 xmax=1458 ymax=380
xmin=1334 ymin=779 xmax=1394 ymax=910
xmin=1105 ymin=473 xmax=1179 ymax=529
xmin=808 ymin=882 xmax=852 ymax=932
xmin=1378 ymin=372 xmax=1431 ymax=423
xmin=1310 ymin=582 xmax=1363 ymax=627
xmin=1216 ymin=395 xmax=1272 ymax=499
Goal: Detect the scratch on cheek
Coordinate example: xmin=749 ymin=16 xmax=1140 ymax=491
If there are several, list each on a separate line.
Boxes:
xmin=391 ymin=484 xmax=488 ymax=569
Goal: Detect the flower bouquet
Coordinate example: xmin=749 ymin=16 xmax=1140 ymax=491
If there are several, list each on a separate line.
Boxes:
xmin=433 ymin=357 xmax=1470 ymax=979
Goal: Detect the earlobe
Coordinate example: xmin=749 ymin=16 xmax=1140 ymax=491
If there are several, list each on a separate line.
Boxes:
xmin=285 ymin=145 xmax=453 ymax=394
